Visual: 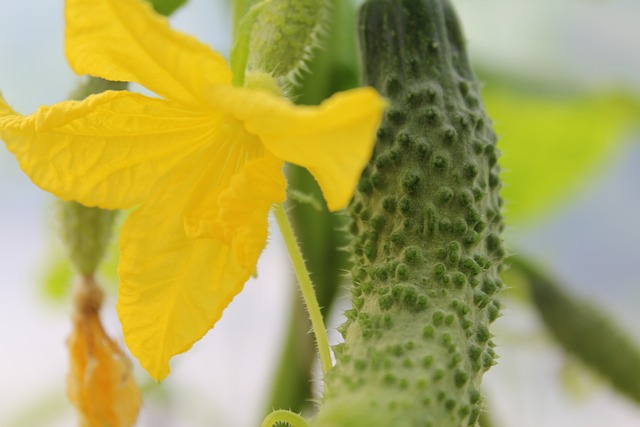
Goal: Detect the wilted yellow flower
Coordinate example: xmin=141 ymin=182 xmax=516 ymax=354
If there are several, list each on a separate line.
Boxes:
xmin=0 ymin=0 xmax=384 ymax=380
xmin=68 ymin=277 xmax=140 ymax=427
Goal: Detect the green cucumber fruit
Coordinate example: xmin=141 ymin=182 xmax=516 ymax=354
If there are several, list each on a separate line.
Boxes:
xmin=312 ymin=1 xmax=504 ymax=426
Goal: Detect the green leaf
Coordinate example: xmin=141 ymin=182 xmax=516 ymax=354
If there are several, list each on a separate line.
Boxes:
xmin=483 ymin=87 xmax=640 ymax=225
xmin=146 ymin=0 xmax=188 ymax=16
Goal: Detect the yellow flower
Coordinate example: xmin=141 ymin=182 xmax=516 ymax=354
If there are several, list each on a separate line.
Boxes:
xmin=0 ymin=0 xmax=384 ymax=380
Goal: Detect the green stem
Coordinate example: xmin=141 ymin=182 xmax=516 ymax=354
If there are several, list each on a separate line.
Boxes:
xmin=232 ymin=0 xmax=251 ymax=38
xmin=261 ymin=409 xmax=309 ymax=427
xmin=273 ymin=203 xmax=332 ymax=376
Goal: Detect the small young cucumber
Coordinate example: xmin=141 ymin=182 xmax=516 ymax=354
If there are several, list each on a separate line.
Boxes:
xmin=247 ymin=0 xmax=330 ymax=83
xmin=313 ymin=1 xmax=504 ymax=426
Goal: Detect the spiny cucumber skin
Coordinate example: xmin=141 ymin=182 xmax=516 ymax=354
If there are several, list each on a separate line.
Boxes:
xmin=313 ymin=1 xmax=504 ymax=426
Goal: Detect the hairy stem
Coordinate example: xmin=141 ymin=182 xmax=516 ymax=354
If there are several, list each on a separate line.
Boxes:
xmin=274 ymin=203 xmax=333 ymax=376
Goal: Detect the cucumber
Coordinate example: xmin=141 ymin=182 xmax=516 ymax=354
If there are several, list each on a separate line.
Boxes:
xmin=312 ymin=1 xmax=504 ymax=426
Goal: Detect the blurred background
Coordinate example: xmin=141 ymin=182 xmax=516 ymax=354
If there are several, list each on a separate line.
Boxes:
xmin=1 ymin=0 xmax=639 ymax=426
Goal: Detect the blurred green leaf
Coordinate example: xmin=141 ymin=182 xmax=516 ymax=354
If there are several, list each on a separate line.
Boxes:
xmin=147 ymin=0 xmax=188 ymax=16
xmin=514 ymin=256 xmax=640 ymax=404
xmin=484 ymin=87 xmax=639 ymax=225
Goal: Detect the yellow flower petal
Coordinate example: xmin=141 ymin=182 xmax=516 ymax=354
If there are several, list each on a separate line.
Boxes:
xmin=181 ymin=118 xmax=266 ymax=242
xmin=185 ymin=154 xmax=286 ymax=270
xmin=65 ymin=0 xmax=231 ymax=107
xmin=207 ymin=86 xmax=386 ymax=211
xmin=117 ymin=146 xmax=256 ymax=380
xmin=0 ymin=91 xmax=217 ymax=209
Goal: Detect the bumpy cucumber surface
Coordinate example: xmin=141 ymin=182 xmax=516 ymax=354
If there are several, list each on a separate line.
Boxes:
xmin=312 ymin=1 xmax=504 ymax=426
